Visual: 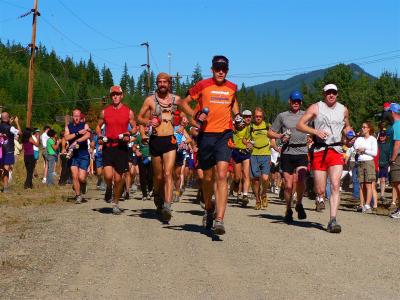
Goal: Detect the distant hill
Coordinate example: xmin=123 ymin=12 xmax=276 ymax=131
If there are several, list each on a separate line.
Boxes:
xmin=248 ymin=63 xmax=375 ymax=100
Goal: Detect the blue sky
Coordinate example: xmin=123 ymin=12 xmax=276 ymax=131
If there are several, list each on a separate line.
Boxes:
xmin=0 ymin=0 xmax=399 ymax=87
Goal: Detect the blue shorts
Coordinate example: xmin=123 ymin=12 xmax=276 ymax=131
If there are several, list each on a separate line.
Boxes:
xmin=70 ymin=155 xmax=90 ymax=171
xmin=378 ymin=165 xmax=389 ymax=178
xmin=0 ymin=152 xmax=15 ymax=166
xmin=197 ymin=130 xmax=232 ymax=170
xmin=95 ymin=153 xmax=103 ymax=168
xmin=250 ymin=155 xmax=271 ymax=178
xmin=232 ymin=148 xmax=251 ymax=164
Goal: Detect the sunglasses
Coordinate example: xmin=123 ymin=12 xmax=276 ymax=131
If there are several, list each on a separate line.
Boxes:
xmin=111 ymin=92 xmax=122 ymax=96
xmin=213 ymin=67 xmax=228 ymax=73
xmin=325 ymin=90 xmax=337 ymax=96
xmin=244 ymin=116 xmax=252 ymax=118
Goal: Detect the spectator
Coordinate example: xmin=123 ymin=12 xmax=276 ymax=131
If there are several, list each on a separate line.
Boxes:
xmin=388 ymin=103 xmax=400 ymax=219
xmin=40 ymin=125 xmax=50 ymax=183
xmin=22 ymin=128 xmax=39 ymax=189
xmin=354 ymin=121 xmax=378 ymax=213
xmin=377 ymin=131 xmax=390 ymax=203
xmin=0 ymin=112 xmax=21 ymax=192
xmin=46 ymin=129 xmax=60 ymax=185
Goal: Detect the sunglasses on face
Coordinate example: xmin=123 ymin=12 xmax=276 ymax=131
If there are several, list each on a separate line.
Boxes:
xmin=111 ymin=92 xmax=122 ymax=97
xmin=244 ymin=116 xmax=252 ymax=118
xmin=325 ymin=90 xmax=337 ymax=96
xmin=213 ymin=67 xmax=228 ymax=73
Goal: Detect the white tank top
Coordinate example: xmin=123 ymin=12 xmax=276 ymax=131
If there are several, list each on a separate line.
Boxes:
xmin=314 ymin=101 xmax=345 ymax=153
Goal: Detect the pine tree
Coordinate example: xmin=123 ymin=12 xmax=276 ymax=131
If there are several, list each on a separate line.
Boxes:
xmin=120 ymin=63 xmax=130 ymax=94
xmin=101 ymin=65 xmax=114 ymax=89
xmin=191 ymin=63 xmax=203 ymax=85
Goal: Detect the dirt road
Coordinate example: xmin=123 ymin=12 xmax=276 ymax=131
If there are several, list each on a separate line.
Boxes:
xmin=1 ymin=186 xmax=398 ymax=299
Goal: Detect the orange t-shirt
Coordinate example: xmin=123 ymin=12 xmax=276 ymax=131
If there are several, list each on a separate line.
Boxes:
xmin=189 ymin=78 xmax=237 ymax=133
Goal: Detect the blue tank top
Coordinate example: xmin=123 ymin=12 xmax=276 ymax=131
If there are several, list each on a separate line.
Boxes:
xmin=68 ymin=122 xmax=89 ymax=156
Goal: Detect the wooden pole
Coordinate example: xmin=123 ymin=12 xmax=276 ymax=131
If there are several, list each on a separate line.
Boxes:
xmin=26 ymin=0 xmax=39 ymax=128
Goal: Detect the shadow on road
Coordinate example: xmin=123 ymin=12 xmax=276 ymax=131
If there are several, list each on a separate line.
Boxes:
xmin=92 ymin=207 xmax=129 ymax=214
xmin=175 ymin=209 xmax=204 ymax=216
xmin=127 ymin=208 xmax=160 ymax=220
xmin=163 ymin=224 xmax=223 ymax=241
xmin=250 ymin=213 xmax=325 ymax=231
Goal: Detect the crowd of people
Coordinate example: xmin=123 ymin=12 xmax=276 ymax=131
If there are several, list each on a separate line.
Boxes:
xmin=1 ymin=55 xmax=399 ymax=236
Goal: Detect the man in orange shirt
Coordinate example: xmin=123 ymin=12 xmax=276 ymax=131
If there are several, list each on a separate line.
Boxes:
xmin=179 ymin=56 xmax=241 ymax=235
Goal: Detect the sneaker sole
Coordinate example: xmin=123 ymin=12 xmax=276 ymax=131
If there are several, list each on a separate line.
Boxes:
xmin=328 ymin=225 xmax=341 ymax=233
xmin=213 ymin=226 xmax=225 ymax=235
xmin=161 ymin=210 xmax=172 ymax=222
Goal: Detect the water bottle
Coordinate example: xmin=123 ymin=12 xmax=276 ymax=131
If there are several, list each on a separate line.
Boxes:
xmin=346 ymin=130 xmax=356 ymax=139
xmin=66 ymin=142 xmax=79 ymax=159
xmin=196 ymin=107 xmax=209 ymax=127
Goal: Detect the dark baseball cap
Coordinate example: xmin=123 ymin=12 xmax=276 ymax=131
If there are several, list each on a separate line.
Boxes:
xmin=212 ymin=55 xmax=229 ymax=69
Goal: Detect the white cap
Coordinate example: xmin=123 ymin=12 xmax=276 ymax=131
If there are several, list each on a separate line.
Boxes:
xmin=323 ymin=84 xmax=338 ymax=92
xmin=242 ymin=109 xmax=252 ymax=116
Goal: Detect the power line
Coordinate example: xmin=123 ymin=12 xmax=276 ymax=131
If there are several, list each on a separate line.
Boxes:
xmin=57 ymin=0 xmax=140 ymax=48
xmin=149 ymin=47 xmax=160 ymax=73
xmin=0 ymin=0 xmax=29 ymax=10
xmin=229 ymin=49 xmax=400 ymax=77
xmin=41 ymin=16 xmax=130 ymax=69
xmin=56 ymin=45 xmax=142 ymax=54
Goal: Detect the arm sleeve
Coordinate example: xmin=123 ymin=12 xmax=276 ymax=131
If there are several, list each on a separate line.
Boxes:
xmin=188 ymin=81 xmax=203 ymax=101
xmin=271 ymin=114 xmax=283 ymax=133
xmin=364 ymin=137 xmax=378 ymax=157
xmin=10 ymin=126 xmax=19 ymax=136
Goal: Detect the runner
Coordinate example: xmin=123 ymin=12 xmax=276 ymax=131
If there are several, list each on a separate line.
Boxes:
xmin=296 ymin=83 xmax=353 ymax=233
xmin=244 ymin=107 xmax=271 ymax=210
xmin=0 ymin=112 xmax=22 ymax=192
xmin=135 ymin=131 xmax=153 ymax=201
xmin=173 ymin=116 xmax=192 ymax=203
xmin=137 ymin=73 xmax=180 ymax=222
xmin=91 ymin=126 xmax=105 ymax=190
xmin=268 ymin=90 xmax=308 ymax=222
xmin=179 ymin=55 xmax=240 ymax=235
xmin=232 ymin=109 xmax=252 ymax=206
xmin=64 ymin=109 xmax=91 ymax=204
xmin=96 ymin=85 xmax=136 ymax=215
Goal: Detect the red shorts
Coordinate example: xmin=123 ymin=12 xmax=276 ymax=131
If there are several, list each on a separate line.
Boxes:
xmin=311 ymin=149 xmax=344 ymax=171
xmin=228 ymin=158 xmax=234 ymax=173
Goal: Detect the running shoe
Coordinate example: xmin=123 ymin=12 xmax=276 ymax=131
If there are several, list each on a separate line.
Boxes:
xmin=80 ymin=182 xmax=87 ymax=195
xmin=124 ymin=192 xmax=130 ymax=200
xmin=356 ymin=205 xmax=363 ymax=213
xmin=362 ymin=205 xmax=372 ymax=214
xmin=389 ymin=202 xmax=397 ymax=211
xmin=295 ymin=203 xmax=307 ymax=220
xmin=42 ymin=177 xmax=47 ymax=184
xmin=202 ymin=208 xmax=215 ymax=229
xmin=75 ymin=195 xmax=82 ymax=204
xmin=212 ymin=220 xmax=225 ymax=235
xmin=315 ymin=199 xmax=325 ymax=212
xmin=146 ymin=194 xmax=151 ymax=201
xmin=153 ymin=193 xmax=163 ymax=209
xmin=390 ymin=208 xmax=400 ymax=219
xmin=241 ymin=195 xmax=249 ymax=207
xmin=261 ymin=194 xmax=269 ymax=208
xmin=173 ymin=192 xmax=180 ymax=203
xmin=161 ymin=203 xmax=172 ymax=222
xmin=327 ymin=218 xmax=341 ymax=233
xmin=255 ymin=201 xmax=261 ymax=210
xmin=104 ymin=186 xmax=112 ymax=203
xmin=112 ymin=205 xmax=122 ymax=215
xmin=284 ymin=208 xmax=293 ymax=223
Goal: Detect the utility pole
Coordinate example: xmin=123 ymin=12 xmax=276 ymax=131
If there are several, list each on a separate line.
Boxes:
xmin=140 ymin=42 xmax=150 ymax=94
xmin=26 ymin=0 xmax=40 ymax=128
xmin=170 ymin=72 xmax=182 ymax=94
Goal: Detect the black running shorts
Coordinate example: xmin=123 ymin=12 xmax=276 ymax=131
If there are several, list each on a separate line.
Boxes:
xmin=149 ymin=135 xmax=177 ymax=157
xmin=197 ymin=130 xmax=233 ymax=170
xmin=280 ymin=154 xmax=308 ymax=174
xmin=102 ymin=145 xmax=129 ymax=174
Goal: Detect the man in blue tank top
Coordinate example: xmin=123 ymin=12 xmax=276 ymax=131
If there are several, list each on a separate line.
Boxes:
xmin=64 ymin=109 xmax=91 ymax=204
